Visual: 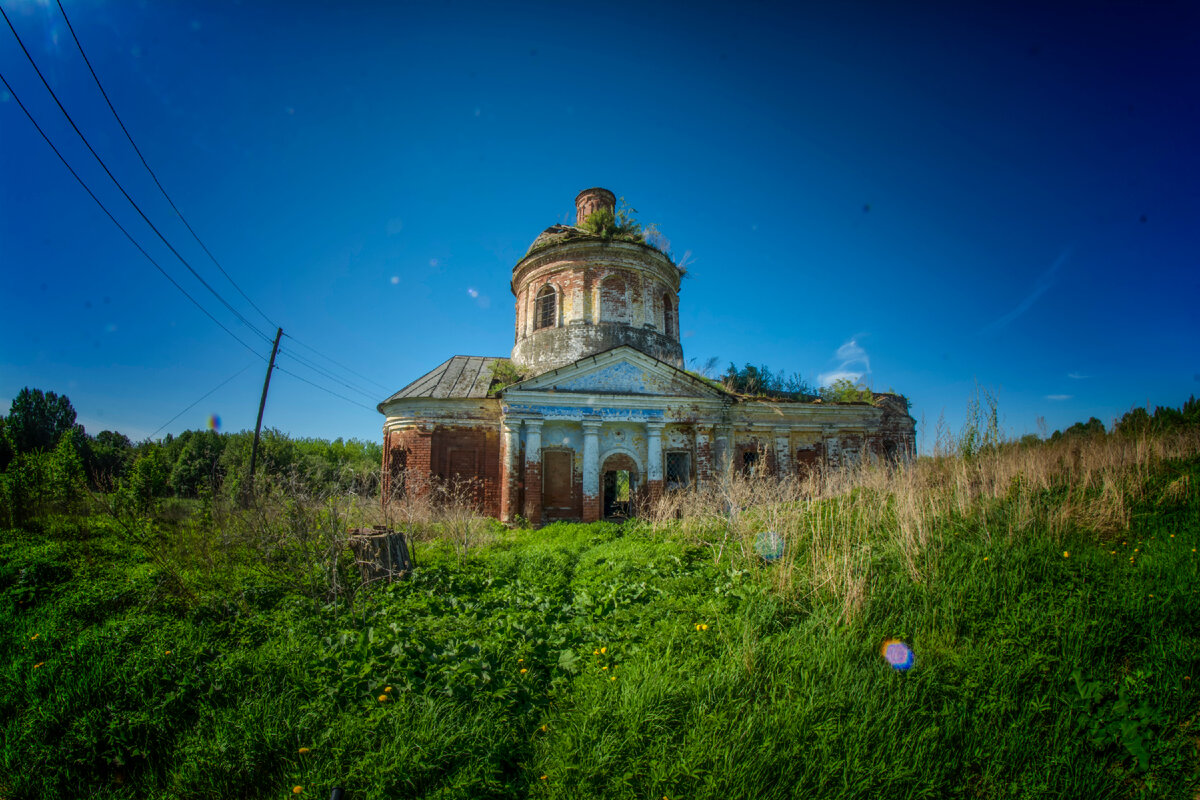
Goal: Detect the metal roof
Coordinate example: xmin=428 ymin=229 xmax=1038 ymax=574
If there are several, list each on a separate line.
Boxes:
xmin=380 ymin=356 xmax=507 ymax=404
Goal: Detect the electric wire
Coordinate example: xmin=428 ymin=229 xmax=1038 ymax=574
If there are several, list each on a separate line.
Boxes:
xmin=0 ymin=70 xmax=268 ymax=362
xmin=274 ymin=366 xmax=377 ymax=411
xmin=53 ymin=0 xmax=280 ymax=333
xmin=283 ymin=334 xmax=392 ymax=392
xmin=0 ymin=4 xmax=272 ymax=345
xmin=148 ymin=362 xmax=256 ymax=439
xmin=276 ymin=346 xmax=382 ymax=401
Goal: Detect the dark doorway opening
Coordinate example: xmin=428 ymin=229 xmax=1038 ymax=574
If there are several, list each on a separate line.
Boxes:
xmin=602 ymin=469 xmax=637 ymax=518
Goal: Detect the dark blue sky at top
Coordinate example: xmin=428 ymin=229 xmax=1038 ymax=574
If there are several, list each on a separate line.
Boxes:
xmin=1 ymin=0 xmax=1197 ymax=449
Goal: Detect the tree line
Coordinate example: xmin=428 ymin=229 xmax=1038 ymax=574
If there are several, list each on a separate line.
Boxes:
xmin=0 ymin=387 xmax=381 ymax=526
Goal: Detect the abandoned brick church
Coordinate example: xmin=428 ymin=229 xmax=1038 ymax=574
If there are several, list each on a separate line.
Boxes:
xmin=378 ymin=188 xmax=916 ymax=523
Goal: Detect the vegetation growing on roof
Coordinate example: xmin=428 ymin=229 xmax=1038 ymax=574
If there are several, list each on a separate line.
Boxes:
xmin=487 ymin=360 xmax=525 ymax=396
xmin=719 ymin=363 xmax=817 ymax=400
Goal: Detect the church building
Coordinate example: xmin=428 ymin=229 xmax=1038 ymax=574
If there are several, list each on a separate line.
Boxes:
xmin=378 ymin=188 xmax=915 ymax=524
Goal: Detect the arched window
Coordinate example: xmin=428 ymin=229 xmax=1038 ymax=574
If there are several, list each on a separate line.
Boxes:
xmin=534 ymin=285 xmax=557 ymax=330
xmin=600 ymin=275 xmax=628 ymax=323
xmin=662 ymin=293 xmax=675 ymax=337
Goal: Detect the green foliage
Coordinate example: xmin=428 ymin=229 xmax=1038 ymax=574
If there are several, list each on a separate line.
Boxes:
xmin=1069 ymin=669 xmax=1167 ymax=773
xmin=579 ymin=198 xmax=645 ymax=243
xmin=1113 ymin=396 xmax=1200 ymax=438
xmin=488 ymin=360 xmax=525 ymax=395
xmin=721 ymin=363 xmax=815 ymax=399
xmin=818 ymin=377 xmax=874 ymax=404
xmin=6 ymin=386 xmax=79 ymax=454
xmin=0 ymin=417 xmax=12 ymax=472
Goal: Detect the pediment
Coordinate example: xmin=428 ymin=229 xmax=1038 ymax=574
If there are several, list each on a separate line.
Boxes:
xmin=507 ymin=347 xmax=727 ymax=399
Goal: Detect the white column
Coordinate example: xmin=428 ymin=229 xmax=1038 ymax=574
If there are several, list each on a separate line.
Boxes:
xmin=582 ymin=418 xmax=601 ymax=503
xmin=646 ymin=422 xmax=664 ymax=482
xmin=774 ymin=427 xmax=791 ymax=475
xmin=525 ymin=419 xmax=543 ymax=465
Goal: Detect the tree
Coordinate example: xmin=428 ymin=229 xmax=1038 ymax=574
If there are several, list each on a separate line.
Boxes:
xmin=820 ymin=378 xmax=874 ymax=404
xmin=6 ymin=388 xmax=78 ymax=454
xmin=0 ymin=417 xmax=12 ymax=472
xmin=88 ymin=430 xmax=134 ymax=487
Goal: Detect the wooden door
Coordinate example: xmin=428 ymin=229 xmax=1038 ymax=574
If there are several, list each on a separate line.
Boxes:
xmin=542 ymin=450 xmax=574 ymax=519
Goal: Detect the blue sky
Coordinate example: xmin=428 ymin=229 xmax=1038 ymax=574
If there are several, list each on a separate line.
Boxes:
xmin=2 ymin=0 xmax=1197 ymax=450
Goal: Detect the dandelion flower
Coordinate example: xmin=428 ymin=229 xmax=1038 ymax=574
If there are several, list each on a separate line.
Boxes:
xmin=1063 ymin=551 xmax=1070 ymax=558
xmin=701 ymin=623 xmax=709 ymax=630
xmin=520 ymin=668 xmax=528 ymax=674
xmin=293 ymin=787 xmax=303 ymax=794
xmin=30 ymin=633 xmax=39 ymax=640
xmin=593 ymin=649 xmax=599 ymax=655
xmin=165 ymin=650 xmax=172 ymax=655
xmin=1134 ymin=548 xmax=1139 ymax=552
xmin=298 ymin=747 xmax=311 ymax=755
xmin=601 ymin=665 xmax=608 ymax=670
xmin=610 ymin=676 xmax=616 ymax=681
xmin=983 ymin=557 xmax=989 ymax=561
xmin=378 ymin=694 xmax=388 ymax=702
xmin=33 ymin=662 xmax=44 ymax=669
xmin=540 ymin=724 xmax=548 ymax=732
xmin=600 ymin=647 xmax=606 ymax=654
xmin=384 ymin=686 xmax=392 ymax=694
xmin=540 ymin=775 xmax=547 ymax=781
xmin=694 ymin=623 xmax=701 ymax=631
xmin=518 ymin=658 xmax=524 ymax=663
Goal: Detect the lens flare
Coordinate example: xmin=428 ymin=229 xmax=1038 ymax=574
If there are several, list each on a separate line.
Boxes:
xmin=207 ymin=414 xmax=221 ymax=432
xmin=755 ymin=530 xmax=785 ymax=561
xmin=881 ymin=639 xmax=914 ymax=670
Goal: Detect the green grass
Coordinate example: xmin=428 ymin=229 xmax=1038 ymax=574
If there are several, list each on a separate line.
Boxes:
xmin=2 ymin=458 xmax=1199 ymax=799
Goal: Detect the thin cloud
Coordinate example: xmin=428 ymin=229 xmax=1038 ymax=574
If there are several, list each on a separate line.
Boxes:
xmin=1045 ymin=394 xmax=1072 ymax=401
xmin=982 ymin=247 xmax=1071 ymax=333
xmin=1067 ymin=372 xmax=1089 ymax=380
xmin=819 ymin=337 xmax=871 ymax=386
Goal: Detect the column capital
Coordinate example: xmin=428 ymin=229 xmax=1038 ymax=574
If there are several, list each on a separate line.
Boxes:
xmin=524 ymin=418 xmax=544 ymax=432
xmin=645 ymin=421 xmax=666 ymax=434
xmin=581 ymin=418 xmax=602 ymax=433
xmin=501 ymin=419 xmax=523 ymax=434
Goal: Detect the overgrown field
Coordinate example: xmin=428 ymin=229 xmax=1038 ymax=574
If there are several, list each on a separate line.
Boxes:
xmin=3 ymin=433 xmax=1200 ymax=799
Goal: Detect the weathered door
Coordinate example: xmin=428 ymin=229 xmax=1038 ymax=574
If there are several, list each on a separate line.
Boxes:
xmin=542 ymin=450 xmax=574 ymax=519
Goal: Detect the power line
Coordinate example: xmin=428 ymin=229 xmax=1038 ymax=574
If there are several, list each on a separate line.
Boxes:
xmin=148 ymin=362 xmax=257 ymax=439
xmin=0 ymin=4 xmax=271 ymax=345
xmin=276 ymin=346 xmax=382 ymax=401
xmin=0 ymin=70 xmax=268 ymax=361
xmin=275 ymin=366 xmax=377 ymax=411
xmin=53 ymin=0 xmax=280 ymax=333
xmin=283 ymin=333 xmax=392 ymax=392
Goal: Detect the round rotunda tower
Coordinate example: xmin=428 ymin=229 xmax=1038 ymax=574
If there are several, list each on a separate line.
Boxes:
xmin=510 ymin=188 xmax=684 ymax=377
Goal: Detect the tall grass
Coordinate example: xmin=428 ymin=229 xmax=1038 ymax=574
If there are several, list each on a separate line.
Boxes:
xmin=646 ymin=429 xmax=1200 ymax=620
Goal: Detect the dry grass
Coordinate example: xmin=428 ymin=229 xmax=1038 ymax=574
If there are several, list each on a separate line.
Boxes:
xmin=646 ymin=429 xmax=1200 ymax=623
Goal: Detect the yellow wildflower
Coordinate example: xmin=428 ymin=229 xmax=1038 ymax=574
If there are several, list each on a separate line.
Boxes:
xmin=701 ymin=623 xmax=709 ymax=630
xmin=610 ymin=675 xmax=616 ymax=681
xmin=1062 ymin=551 xmax=1070 ymax=558
xmin=378 ymin=694 xmax=388 ymax=702
xmin=384 ymin=686 xmax=392 ymax=694
xmin=601 ymin=665 xmax=608 ymax=670
xmin=520 ymin=668 xmax=528 ymax=674
xmin=600 ymin=647 xmax=607 ymax=654
xmin=33 ymin=662 xmax=44 ymax=669
xmin=540 ymin=775 xmax=547 ymax=781
xmin=293 ymin=787 xmax=303 ymax=794
xmin=540 ymin=724 xmax=548 ymax=732
xmin=518 ymin=658 xmax=524 ymax=663
xmin=593 ymin=649 xmax=599 ymax=655
xmin=30 ymin=633 xmax=38 ymax=640
xmin=165 ymin=650 xmax=172 ymax=656
xmin=298 ymin=747 xmax=311 ymax=755
xmin=983 ymin=557 xmax=988 ymax=561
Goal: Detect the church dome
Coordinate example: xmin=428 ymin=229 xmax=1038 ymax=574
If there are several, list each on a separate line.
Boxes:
xmin=509 ymin=189 xmax=684 ymax=377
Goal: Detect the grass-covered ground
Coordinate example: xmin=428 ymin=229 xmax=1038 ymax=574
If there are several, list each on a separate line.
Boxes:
xmin=2 ymin=439 xmax=1199 ymax=799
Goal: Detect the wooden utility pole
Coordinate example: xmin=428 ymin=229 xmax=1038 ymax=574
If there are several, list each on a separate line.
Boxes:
xmin=249 ymin=327 xmax=283 ymax=484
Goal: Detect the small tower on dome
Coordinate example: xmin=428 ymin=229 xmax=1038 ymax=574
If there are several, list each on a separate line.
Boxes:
xmin=575 ymin=188 xmax=616 ymax=226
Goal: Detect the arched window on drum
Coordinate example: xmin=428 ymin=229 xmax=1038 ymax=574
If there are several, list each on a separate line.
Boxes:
xmin=662 ymin=293 xmax=676 ymax=338
xmin=534 ymin=285 xmax=557 ymax=330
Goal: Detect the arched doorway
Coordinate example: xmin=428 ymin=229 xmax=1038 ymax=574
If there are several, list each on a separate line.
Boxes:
xmin=601 ymin=452 xmax=639 ymax=519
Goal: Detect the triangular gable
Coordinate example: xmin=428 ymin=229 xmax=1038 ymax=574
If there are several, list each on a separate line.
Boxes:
xmin=506 ymin=346 xmax=729 ymax=399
